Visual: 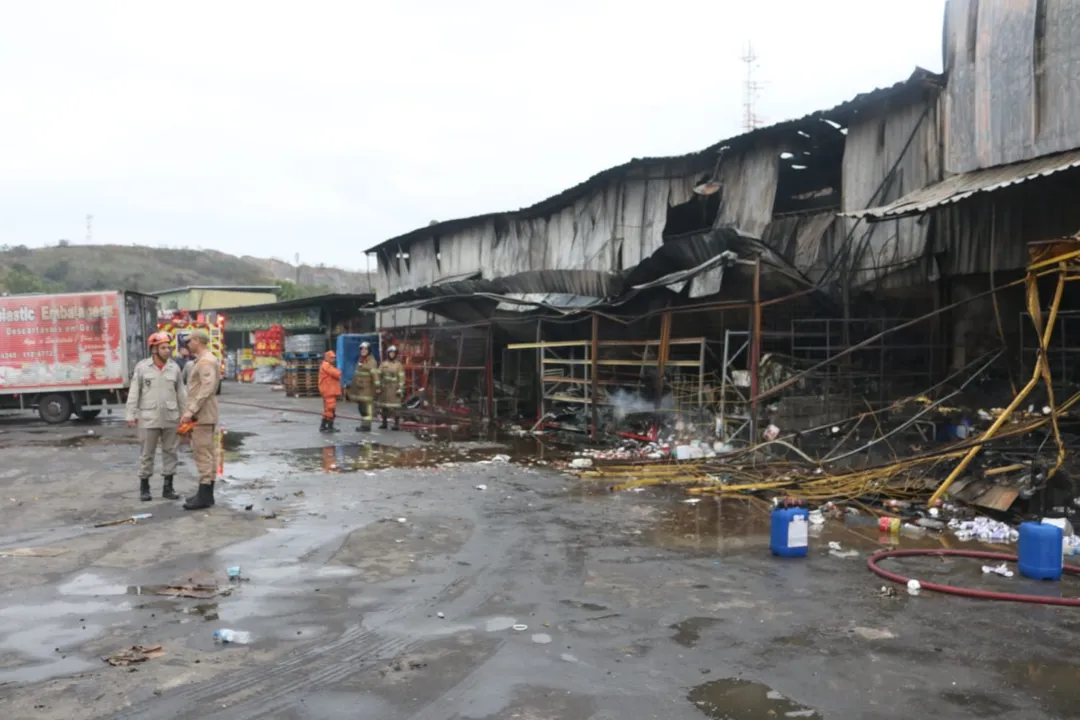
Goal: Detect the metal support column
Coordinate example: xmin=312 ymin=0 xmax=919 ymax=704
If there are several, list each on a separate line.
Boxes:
xmin=749 ymin=257 xmax=762 ymax=442
xmin=656 ymin=311 xmax=672 ymax=406
xmin=590 ymin=313 xmax=600 ymax=438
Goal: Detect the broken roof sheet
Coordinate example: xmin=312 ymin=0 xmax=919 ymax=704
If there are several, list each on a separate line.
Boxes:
xmin=365 ymin=68 xmax=943 ymax=255
xmin=846 ymin=148 xmax=1080 ymax=221
xmin=372 ymin=269 xmax=621 ymax=313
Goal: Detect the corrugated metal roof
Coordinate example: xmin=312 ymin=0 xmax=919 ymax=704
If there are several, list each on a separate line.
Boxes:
xmin=494 ymin=293 xmax=604 ymax=313
xmin=846 ymin=149 xmax=1080 ymax=221
xmin=366 ymin=68 xmax=943 ymax=255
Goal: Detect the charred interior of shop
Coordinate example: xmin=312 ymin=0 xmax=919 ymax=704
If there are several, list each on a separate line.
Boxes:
xmin=364 ymin=17 xmax=1080 ymax=523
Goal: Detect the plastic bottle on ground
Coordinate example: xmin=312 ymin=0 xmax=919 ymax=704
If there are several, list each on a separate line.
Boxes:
xmin=213 ymin=629 xmax=252 ymax=644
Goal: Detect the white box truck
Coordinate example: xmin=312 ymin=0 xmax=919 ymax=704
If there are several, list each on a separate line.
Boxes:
xmin=0 ymin=290 xmax=159 ymax=423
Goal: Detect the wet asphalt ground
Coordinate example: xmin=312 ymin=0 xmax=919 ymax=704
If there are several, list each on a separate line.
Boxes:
xmin=0 ymin=383 xmax=1079 ymax=719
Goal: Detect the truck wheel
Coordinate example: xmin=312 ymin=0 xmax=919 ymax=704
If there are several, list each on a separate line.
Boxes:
xmin=38 ymin=394 xmax=74 ymax=424
xmin=76 ymin=410 xmax=101 ymax=421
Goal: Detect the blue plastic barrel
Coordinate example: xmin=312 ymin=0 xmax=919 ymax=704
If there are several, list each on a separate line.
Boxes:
xmin=770 ymin=506 xmax=810 ymax=558
xmin=1018 ymin=521 xmax=1063 ymax=581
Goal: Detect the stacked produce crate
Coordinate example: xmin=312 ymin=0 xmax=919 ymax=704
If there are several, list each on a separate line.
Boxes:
xmin=253 ymin=325 xmax=285 ymax=384
xmin=237 ymin=348 xmax=255 ymax=383
xmin=283 ymin=333 xmax=326 ymax=397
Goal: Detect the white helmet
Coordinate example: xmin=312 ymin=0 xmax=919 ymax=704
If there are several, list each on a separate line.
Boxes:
xmin=387 ymin=345 xmax=398 ymax=355
xmin=360 ymin=341 xmax=370 ymax=349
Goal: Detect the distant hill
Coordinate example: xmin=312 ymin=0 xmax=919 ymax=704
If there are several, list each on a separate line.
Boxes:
xmin=0 ymin=243 xmax=373 ymax=296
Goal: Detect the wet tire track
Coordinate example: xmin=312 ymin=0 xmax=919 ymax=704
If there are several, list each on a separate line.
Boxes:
xmin=109 ymin=498 xmax=546 ymax=719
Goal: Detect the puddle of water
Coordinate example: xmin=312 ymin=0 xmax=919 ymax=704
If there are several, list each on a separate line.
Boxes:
xmin=275 ymin=437 xmax=562 ymax=473
xmin=688 ymin=678 xmax=821 ymax=719
xmin=670 ymin=617 xmax=720 ymax=648
xmin=1000 ymin=661 xmax=1080 ymax=716
xmin=641 ymin=496 xmax=771 ymax=552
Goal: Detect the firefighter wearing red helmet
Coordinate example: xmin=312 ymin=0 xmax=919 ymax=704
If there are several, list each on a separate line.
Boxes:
xmin=125 ymin=331 xmax=187 ymax=502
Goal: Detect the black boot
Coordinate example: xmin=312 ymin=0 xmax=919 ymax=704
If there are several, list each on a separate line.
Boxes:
xmin=183 ymin=483 xmax=214 ymax=511
xmin=393 ymin=419 xmax=400 ymax=431
xmin=328 ymin=420 xmax=339 ymax=433
xmin=319 ymin=418 xmax=328 ymax=433
xmin=358 ymin=423 xmax=370 ymax=432
xmin=162 ymin=475 xmax=179 ymax=500
xmin=139 ymin=478 xmax=152 ymax=502
xmin=379 ymin=419 xmax=389 ymax=430
xmin=210 ymin=481 xmax=216 ymax=506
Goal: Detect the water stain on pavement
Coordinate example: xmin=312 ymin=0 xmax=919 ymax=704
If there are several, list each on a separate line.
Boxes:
xmin=670 ymin=617 xmax=720 ymax=648
xmin=688 ymin=678 xmax=821 ymax=719
xmin=222 ymin=431 xmax=255 ymax=451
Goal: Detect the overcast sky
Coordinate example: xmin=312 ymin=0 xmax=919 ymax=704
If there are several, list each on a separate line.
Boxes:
xmin=0 ymin=0 xmax=946 ymax=270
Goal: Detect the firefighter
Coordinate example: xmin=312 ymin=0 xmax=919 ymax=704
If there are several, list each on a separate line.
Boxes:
xmin=347 ymin=341 xmax=379 ymax=432
xmin=378 ymin=345 xmax=406 ymax=430
xmin=180 ymin=328 xmax=221 ymax=510
xmin=125 ymin=332 xmax=186 ymax=502
xmin=318 ymin=350 xmax=342 ymax=433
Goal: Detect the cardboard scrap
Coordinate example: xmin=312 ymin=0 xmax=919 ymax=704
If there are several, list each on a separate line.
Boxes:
xmin=103 ymin=644 xmax=165 ymax=666
xmin=0 ymin=547 xmax=67 ymax=558
xmin=154 ymin=584 xmax=227 ymax=599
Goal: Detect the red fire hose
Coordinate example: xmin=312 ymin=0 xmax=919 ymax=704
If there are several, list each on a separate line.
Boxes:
xmin=867 ymin=548 xmax=1080 ymax=606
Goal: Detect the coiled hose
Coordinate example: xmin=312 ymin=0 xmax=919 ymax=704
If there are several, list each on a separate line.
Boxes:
xmin=867 ymin=548 xmax=1080 ymax=606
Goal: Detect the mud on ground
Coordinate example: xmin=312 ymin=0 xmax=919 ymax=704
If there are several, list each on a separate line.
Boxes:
xmin=0 ymin=384 xmax=1078 ymax=719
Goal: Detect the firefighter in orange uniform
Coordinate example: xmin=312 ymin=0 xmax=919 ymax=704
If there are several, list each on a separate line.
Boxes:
xmin=318 ymin=350 xmax=342 ymax=433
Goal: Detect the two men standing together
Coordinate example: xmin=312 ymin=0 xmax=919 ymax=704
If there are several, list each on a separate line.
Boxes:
xmin=125 ymin=329 xmax=220 ymax=510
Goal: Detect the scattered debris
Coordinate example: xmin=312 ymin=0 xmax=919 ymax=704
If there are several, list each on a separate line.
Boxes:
xmin=103 ymin=645 xmax=165 ymax=666
xmin=128 ymin=583 xmax=231 ymax=600
xmin=475 ymin=484 xmax=488 ymax=491
xmin=0 ymin=546 xmax=67 ymax=558
xmin=906 ymin=579 xmax=921 ymax=596
xmin=981 ymin=563 xmax=1015 ymax=578
xmin=94 ymin=513 xmax=152 ymax=528
xmin=569 ymin=458 xmax=594 ymax=469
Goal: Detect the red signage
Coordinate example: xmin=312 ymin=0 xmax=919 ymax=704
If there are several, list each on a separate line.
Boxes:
xmin=0 ymin=292 xmax=125 ymax=391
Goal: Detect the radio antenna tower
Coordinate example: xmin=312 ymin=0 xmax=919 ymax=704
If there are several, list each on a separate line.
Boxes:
xmin=741 ymin=42 xmax=765 ymax=132
xmin=85 ymin=214 xmax=93 ymax=244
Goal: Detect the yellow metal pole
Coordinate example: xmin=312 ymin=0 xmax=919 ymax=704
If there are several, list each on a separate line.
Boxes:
xmin=928 ymin=264 xmax=1066 ymax=506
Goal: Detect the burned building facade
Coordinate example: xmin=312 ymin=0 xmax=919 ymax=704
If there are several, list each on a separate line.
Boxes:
xmin=363 ymin=0 xmax=1080 ymax=441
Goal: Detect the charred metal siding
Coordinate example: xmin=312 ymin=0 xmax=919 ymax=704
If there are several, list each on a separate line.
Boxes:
xmin=372 ymin=160 xmax=703 ymax=300
xmin=944 ymin=0 xmax=1080 ymax=174
xmin=714 ymin=143 xmax=779 ymax=237
xmin=841 ymin=95 xmax=941 ymax=287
